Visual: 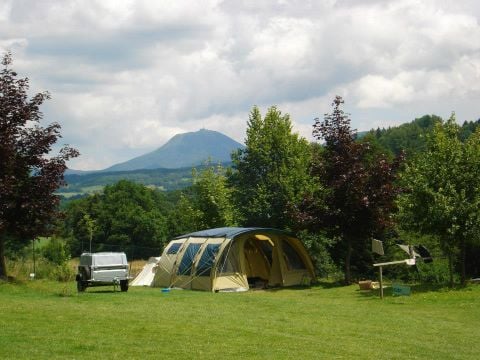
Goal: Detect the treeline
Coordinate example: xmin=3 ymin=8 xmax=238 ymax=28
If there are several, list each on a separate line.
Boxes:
xmin=56 ymin=98 xmax=480 ymax=286
xmin=61 ymin=165 xmax=216 ymax=194
xmin=365 ymin=114 xmax=480 ymax=156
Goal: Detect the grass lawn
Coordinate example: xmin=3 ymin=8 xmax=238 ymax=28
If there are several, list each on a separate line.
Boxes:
xmin=0 ymin=280 xmax=479 ymax=359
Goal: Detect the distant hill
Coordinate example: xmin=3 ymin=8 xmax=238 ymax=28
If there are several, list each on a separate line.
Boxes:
xmin=104 ymin=129 xmax=244 ymax=172
xmin=364 ymin=115 xmax=480 ymax=157
xmin=363 ymin=114 xmax=442 ymax=156
xmin=60 ymin=163 xmax=232 ymax=199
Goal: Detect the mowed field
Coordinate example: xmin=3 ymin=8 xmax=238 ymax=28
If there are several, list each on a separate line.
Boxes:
xmin=0 ymin=280 xmax=479 ymax=359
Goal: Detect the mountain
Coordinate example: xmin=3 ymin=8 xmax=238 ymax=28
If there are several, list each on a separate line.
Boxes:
xmin=103 ymin=129 xmax=244 ymax=172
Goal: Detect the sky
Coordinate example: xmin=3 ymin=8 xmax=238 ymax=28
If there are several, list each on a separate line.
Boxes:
xmin=1 ymin=0 xmax=480 ymax=170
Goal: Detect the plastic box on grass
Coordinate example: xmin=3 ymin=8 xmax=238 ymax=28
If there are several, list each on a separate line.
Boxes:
xmin=392 ymin=284 xmax=411 ymax=296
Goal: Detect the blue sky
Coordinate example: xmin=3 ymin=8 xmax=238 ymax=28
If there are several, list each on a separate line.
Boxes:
xmin=1 ymin=0 xmax=480 ymax=170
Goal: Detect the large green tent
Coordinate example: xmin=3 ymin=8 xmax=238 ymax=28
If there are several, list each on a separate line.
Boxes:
xmin=153 ymin=227 xmax=315 ymax=292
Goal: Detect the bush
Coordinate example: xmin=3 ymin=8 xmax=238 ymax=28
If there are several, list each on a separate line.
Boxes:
xmin=298 ymin=230 xmax=341 ymax=279
xmin=27 ymin=258 xmax=75 ymax=282
xmin=42 ymin=237 xmax=71 ymax=265
xmin=51 ymin=263 xmax=75 ymax=282
xmin=6 ymin=257 xmax=32 ymax=281
xmin=6 ymin=255 xmax=75 ymax=282
xmin=416 ymin=258 xmax=457 ymax=285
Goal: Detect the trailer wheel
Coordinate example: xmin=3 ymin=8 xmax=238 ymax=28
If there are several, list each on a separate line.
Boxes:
xmin=77 ymin=280 xmax=86 ymax=292
xmin=120 ymin=280 xmax=128 ymax=292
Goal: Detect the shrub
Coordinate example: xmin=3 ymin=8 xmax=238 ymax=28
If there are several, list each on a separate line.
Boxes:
xmin=42 ymin=237 xmax=71 ymax=265
xmin=416 ymin=258 xmax=457 ymax=285
xmin=298 ymin=230 xmax=341 ymax=279
xmin=6 ymin=255 xmax=75 ymax=282
xmin=51 ymin=263 xmax=75 ymax=282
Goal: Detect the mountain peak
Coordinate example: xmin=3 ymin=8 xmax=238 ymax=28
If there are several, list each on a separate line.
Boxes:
xmin=104 ymin=129 xmax=244 ymax=172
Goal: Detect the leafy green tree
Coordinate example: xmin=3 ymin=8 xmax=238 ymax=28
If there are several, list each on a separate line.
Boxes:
xmin=398 ymin=114 xmax=480 ymax=286
xmin=61 ymin=194 xmax=98 ymax=255
xmin=459 ymin=119 xmax=480 ymax=141
xmin=230 ymin=106 xmax=313 ymax=228
xmin=166 ymin=193 xmax=203 ymax=236
xmin=368 ymin=115 xmax=442 ymax=157
xmin=0 ymin=53 xmax=78 ymax=278
xmin=302 ymin=96 xmax=403 ymax=284
xmin=165 ymin=164 xmax=236 ymax=236
xmin=191 ymin=164 xmax=236 ymax=228
xmin=63 ymin=180 xmax=169 ymax=258
xmin=79 ymin=214 xmax=96 ymax=253
xmin=42 ymin=237 xmax=71 ymax=266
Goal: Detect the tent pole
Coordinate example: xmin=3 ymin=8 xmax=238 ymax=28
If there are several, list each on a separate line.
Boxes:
xmin=379 ymin=266 xmax=383 ymax=299
xmin=32 ymin=239 xmax=36 ymax=278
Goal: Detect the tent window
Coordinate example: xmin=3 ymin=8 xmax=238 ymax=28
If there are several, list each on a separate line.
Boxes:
xmin=282 ymin=240 xmax=306 ymax=270
xmin=177 ymin=243 xmax=202 ymax=275
xmin=167 ymin=243 xmax=182 ymax=255
xmin=217 ymin=243 xmax=240 ymax=274
xmin=195 ymin=244 xmax=221 ymax=276
xmin=259 ymin=241 xmax=273 ymax=266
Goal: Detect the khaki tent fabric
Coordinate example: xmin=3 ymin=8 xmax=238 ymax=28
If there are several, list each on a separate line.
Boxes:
xmin=152 ymin=227 xmax=315 ymax=292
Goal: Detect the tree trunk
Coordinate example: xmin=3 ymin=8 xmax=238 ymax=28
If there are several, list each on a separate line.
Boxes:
xmin=448 ymin=252 xmax=454 ymax=288
xmin=0 ymin=236 xmax=7 ymax=279
xmin=344 ymin=240 xmax=352 ymax=285
xmin=460 ymin=239 xmax=466 ymax=287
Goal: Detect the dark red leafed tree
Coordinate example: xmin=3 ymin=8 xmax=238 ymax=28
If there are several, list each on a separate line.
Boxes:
xmin=304 ymin=96 xmax=403 ymax=284
xmin=0 ymin=53 xmax=79 ymax=278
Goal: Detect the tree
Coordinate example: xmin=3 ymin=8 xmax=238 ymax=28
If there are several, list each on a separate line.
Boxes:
xmin=398 ymin=114 xmax=480 ymax=286
xmin=165 ymin=164 xmax=236 ymax=236
xmin=366 ymin=115 xmax=442 ymax=157
xmin=0 ymin=53 xmax=78 ymax=278
xmin=191 ymin=163 xmax=236 ymax=229
xmin=63 ymin=180 xmax=169 ymax=258
xmin=301 ymin=96 xmax=403 ymax=284
xmin=166 ymin=193 xmax=203 ymax=236
xmin=230 ymin=106 xmax=313 ymax=229
xmin=80 ymin=214 xmax=96 ymax=253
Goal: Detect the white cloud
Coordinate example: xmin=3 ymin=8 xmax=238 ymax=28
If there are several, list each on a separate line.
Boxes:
xmin=354 ymin=74 xmax=415 ymax=108
xmin=1 ymin=0 xmax=479 ymax=169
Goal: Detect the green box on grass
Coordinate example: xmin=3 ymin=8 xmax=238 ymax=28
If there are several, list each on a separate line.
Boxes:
xmin=392 ymin=283 xmax=411 ymax=296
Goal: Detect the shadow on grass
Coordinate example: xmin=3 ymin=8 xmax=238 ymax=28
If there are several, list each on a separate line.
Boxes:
xmin=314 ymin=280 xmax=346 ymax=289
xmin=81 ymin=289 xmax=126 ymax=294
xmin=355 ymin=282 xmax=468 ymax=299
xmin=260 ymin=285 xmax=309 ymax=293
xmin=262 ymin=280 xmax=346 ymax=293
xmin=0 ymin=276 xmax=25 ymax=285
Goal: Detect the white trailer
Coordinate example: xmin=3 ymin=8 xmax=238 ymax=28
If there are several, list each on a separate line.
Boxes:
xmin=76 ymin=252 xmax=130 ymax=292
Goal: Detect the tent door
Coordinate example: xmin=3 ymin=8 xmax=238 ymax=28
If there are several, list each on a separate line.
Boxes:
xmin=244 ymin=238 xmax=272 ymax=289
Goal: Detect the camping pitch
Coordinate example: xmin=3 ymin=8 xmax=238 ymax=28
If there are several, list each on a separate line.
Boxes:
xmin=153 ymin=227 xmax=315 ymax=292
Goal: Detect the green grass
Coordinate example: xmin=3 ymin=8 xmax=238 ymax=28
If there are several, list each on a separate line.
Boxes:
xmin=0 ymin=280 xmax=479 ymax=359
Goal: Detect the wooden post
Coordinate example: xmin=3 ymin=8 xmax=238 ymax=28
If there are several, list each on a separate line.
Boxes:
xmin=379 ymin=266 xmax=383 ymax=299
